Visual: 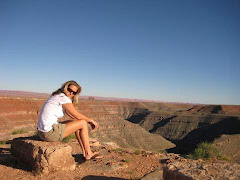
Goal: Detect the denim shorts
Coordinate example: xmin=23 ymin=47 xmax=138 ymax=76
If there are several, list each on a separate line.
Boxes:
xmin=38 ymin=123 xmax=66 ymax=142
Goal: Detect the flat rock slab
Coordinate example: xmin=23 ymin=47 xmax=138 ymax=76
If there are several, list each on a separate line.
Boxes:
xmin=11 ymin=136 xmax=75 ymax=174
xmin=163 ymin=159 xmax=240 ymax=180
xmin=141 ymin=169 xmax=163 ymax=180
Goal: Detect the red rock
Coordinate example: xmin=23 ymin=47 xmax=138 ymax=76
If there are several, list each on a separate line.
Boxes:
xmin=11 ymin=137 xmax=75 ymax=174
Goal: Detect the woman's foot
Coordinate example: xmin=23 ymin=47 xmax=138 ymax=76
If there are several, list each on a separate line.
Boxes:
xmin=82 ymin=150 xmax=86 ymax=158
xmin=85 ymin=152 xmax=103 ymax=160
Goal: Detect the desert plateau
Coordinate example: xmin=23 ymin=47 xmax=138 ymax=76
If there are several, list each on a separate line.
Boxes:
xmin=0 ymin=90 xmax=240 ymax=180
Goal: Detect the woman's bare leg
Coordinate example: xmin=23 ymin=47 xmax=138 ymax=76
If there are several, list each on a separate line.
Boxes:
xmin=61 ymin=120 xmax=86 ymax=157
xmin=63 ymin=120 xmax=100 ymax=159
xmin=75 ymin=130 xmax=86 ymax=157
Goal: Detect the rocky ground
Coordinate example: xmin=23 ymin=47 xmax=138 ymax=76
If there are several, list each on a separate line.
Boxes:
xmin=0 ymin=94 xmax=240 ymax=179
xmin=1 ymin=136 xmax=240 ymax=180
xmin=0 ymin=137 xmax=165 ymax=180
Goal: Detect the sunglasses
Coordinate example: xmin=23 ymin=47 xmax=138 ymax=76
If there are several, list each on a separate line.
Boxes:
xmin=67 ymin=87 xmax=78 ymax=95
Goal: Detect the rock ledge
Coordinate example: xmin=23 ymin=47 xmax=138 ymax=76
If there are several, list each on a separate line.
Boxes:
xmin=163 ymin=157 xmax=240 ymax=180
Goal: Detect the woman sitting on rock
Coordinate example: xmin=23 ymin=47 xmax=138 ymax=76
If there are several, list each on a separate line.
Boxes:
xmin=37 ymin=80 xmax=102 ymax=160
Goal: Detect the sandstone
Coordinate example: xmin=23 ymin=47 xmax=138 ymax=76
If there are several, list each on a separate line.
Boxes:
xmin=163 ymin=159 xmax=240 ymax=180
xmin=141 ymin=169 xmax=163 ymax=180
xmin=11 ymin=136 xmax=76 ymax=174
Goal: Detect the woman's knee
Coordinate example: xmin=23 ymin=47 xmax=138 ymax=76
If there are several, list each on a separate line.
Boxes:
xmin=79 ymin=119 xmax=88 ymax=128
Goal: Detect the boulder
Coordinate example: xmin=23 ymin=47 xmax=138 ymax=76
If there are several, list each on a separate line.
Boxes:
xmin=11 ymin=136 xmax=76 ymax=174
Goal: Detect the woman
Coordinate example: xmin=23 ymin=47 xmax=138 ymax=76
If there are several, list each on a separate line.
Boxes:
xmin=37 ymin=80 xmax=102 ymax=160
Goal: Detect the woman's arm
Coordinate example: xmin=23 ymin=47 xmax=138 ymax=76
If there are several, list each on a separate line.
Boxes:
xmin=63 ymin=103 xmax=92 ymax=122
xmin=63 ymin=103 xmax=99 ymax=130
xmin=64 ymin=109 xmax=76 ymax=119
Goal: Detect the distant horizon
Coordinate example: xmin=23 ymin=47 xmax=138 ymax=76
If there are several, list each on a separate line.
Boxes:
xmin=0 ymin=89 xmax=239 ymax=106
xmin=1 ymin=0 xmax=239 ymax=105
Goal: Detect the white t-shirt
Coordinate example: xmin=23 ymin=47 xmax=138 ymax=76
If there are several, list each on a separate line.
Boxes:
xmin=37 ymin=93 xmax=72 ymax=132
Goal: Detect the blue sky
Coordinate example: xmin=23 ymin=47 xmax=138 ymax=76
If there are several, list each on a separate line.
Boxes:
xmin=0 ymin=0 xmax=239 ymax=105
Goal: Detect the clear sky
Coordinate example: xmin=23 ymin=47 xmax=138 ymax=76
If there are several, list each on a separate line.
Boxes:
xmin=0 ymin=0 xmax=239 ymax=105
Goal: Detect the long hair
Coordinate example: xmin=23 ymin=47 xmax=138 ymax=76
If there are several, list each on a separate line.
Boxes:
xmin=51 ymin=80 xmax=82 ymax=104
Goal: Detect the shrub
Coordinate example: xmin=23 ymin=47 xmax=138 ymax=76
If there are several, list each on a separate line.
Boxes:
xmin=12 ymin=128 xmax=28 ymax=135
xmin=124 ymin=159 xmax=131 ymax=163
xmin=188 ymin=142 xmax=232 ymax=161
xmin=218 ymin=153 xmax=232 ymax=162
xmin=62 ymin=133 xmax=76 ymax=143
xmin=0 ymin=140 xmax=7 ymax=145
xmin=194 ymin=142 xmax=217 ymax=159
xmin=112 ymin=148 xmax=122 ymax=153
xmin=135 ymin=149 xmax=141 ymax=155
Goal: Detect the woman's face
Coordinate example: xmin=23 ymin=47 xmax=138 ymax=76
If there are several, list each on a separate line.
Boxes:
xmin=66 ymin=84 xmax=78 ymax=98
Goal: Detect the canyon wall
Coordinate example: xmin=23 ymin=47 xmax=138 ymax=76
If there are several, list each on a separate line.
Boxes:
xmin=0 ymin=97 xmax=44 ymax=139
xmin=1 ymin=96 xmax=240 ymax=162
xmin=0 ymin=97 xmax=175 ymax=151
xmin=125 ymin=103 xmax=240 ymax=163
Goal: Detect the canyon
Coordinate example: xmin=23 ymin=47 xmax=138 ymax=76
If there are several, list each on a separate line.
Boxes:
xmin=0 ymin=91 xmax=240 ymax=162
xmin=0 ymin=91 xmax=240 ymax=179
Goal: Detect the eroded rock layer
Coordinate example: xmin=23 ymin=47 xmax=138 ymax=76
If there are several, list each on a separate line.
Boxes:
xmin=0 ymin=97 xmax=175 ymax=151
xmin=1 ymin=96 xmax=240 ymax=158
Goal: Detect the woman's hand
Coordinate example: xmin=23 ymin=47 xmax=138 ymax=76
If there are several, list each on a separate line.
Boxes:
xmin=89 ymin=120 xmax=99 ymax=131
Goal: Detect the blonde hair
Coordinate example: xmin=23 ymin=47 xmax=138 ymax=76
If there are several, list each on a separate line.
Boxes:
xmin=51 ymin=80 xmax=82 ymax=104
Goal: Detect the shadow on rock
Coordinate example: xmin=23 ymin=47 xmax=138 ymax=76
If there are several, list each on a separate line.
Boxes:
xmin=149 ymin=115 xmax=177 ymax=133
xmin=0 ymin=146 xmax=32 ymax=172
xmin=82 ymin=176 xmax=127 ymax=180
xmin=0 ymin=135 xmax=44 ymax=172
xmin=126 ymin=110 xmax=151 ymax=124
xmin=13 ymin=135 xmax=42 ymax=141
xmin=167 ymin=116 xmax=240 ymax=154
